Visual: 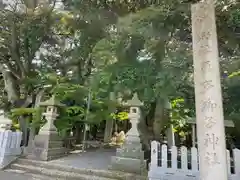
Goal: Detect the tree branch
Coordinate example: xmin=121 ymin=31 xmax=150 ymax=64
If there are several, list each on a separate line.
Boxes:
xmin=10 ymin=16 xmax=26 ymax=78
xmin=4 ymin=61 xmax=21 ymax=79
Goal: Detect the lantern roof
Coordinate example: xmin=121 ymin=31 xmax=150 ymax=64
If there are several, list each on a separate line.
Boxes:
xmin=124 ymin=93 xmax=143 ymax=107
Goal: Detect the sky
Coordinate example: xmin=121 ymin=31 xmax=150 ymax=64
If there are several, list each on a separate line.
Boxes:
xmin=2 ymin=0 xmax=64 ymax=11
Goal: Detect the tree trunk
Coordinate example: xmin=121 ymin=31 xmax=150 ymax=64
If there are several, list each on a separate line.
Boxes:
xmin=152 ymin=98 xmax=171 ymax=141
xmin=104 ymin=119 xmax=114 ymax=143
xmin=138 ymin=117 xmax=153 ymax=151
xmin=1 ymin=69 xmax=20 ymax=104
xmin=75 ymin=125 xmax=83 ymax=144
xmin=137 ymin=97 xmax=171 ymax=155
xmin=152 ymin=99 xmax=164 ymax=141
xmin=27 ymin=89 xmax=45 ymax=151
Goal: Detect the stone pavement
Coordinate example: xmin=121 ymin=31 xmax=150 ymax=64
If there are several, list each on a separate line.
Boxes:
xmin=0 ymin=171 xmax=32 ymax=180
xmin=1 ymin=148 xmax=124 ymax=180
xmin=50 ymin=148 xmax=116 ymax=170
xmin=1 ymin=148 xmax=117 ymax=179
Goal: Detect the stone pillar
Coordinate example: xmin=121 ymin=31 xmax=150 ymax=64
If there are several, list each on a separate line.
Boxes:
xmin=29 ymin=95 xmax=67 ymax=161
xmin=110 ymin=93 xmax=146 ymax=175
xmin=191 ymin=1 xmax=228 ymax=180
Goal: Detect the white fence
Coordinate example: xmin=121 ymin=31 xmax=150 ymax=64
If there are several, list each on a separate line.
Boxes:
xmin=148 ymin=141 xmax=240 ymax=180
xmin=0 ymin=131 xmax=22 ymax=169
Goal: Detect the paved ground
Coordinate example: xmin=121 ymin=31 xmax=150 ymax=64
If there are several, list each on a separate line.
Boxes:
xmin=50 ymin=148 xmax=116 ymax=170
xmin=0 ymin=171 xmax=32 ymax=180
xmin=1 ymin=148 xmax=117 ymax=179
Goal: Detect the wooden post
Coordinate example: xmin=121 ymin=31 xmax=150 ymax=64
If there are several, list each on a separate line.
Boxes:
xmin=191 ymin=0 xmax=228 ymax=180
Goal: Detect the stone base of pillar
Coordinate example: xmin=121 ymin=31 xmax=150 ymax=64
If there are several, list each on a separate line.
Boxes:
xmin=27 ymin=132 xmax=68 ymax=161
xmin=109 ymin=136 xmax=147 ymax=175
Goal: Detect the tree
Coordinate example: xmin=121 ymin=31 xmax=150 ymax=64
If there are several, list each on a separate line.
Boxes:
xmin=88 ymin=0 xmax=239 ymax=148
xmin=1 ymin=0 xmax=239 ymax=149
xmin=0 ymin=0 xmax=61 ymax=108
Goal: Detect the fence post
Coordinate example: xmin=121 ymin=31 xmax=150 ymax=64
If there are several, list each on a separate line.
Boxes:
xmin=181 ymin=146 xmax=188 ymax=171
xmin=0 ymin=131 xmax=22 ymax=169
xmin=148 ymin=141 xmax=159 ymax=180
xmin=226 ymin=150 xmax=231 ymax=175
xmin=191 ymin=147 xmax=198 ymax=172
xmin=0 ymin=131 xmax=11 ymax=156
xmin=233 ymin=149 xmax=240 ymax=177
xmin=171 ymin=146 xmax=178 ymax=170
xmin=162 ymin=144 xmax=168 ymax=169
xmin=150 ymin=141 xmax=159 ymax=168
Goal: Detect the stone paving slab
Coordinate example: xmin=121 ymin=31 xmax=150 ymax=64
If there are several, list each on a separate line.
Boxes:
xmin=50 ymin=148 xmax=116 ymax=170
xmin=0 ymin=171 xmax=33 ymax=180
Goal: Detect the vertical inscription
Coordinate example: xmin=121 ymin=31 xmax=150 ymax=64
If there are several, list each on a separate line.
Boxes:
xmin=198 ymin=46 xmax=212 ymax=58
xmin=204 ymin=133 xmax=219 ymax=150
xmin=204 ymin=152 xmax=220 ymax=165
xmin=201 ymin=80 xmax=214 ymax=94
xmin=201 ymin=60 xmax=211 ymax=73
xmin=204 ymin=116 xmax=216 ymax=128
xmin=197 ymin=31 xmax=211 ymax=41
xmin=200 ymin=99 xmax=217 ymax=113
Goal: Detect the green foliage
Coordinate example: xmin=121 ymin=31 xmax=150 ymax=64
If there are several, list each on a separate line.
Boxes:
xmin=32 ymin=108 xmax=44 ymax=129
xmin=10 ymin=108 xmax=36 ymax=124
xmin=9 ymin=107 xmax=44 ymax=131
xmin=111 ymin=111 xmax=129 ymax=121
xmin=0 ymin=0 xmax=239 ymax=140
xmin=11 ymin=108 xmax=35 ymax=117
xmin=170 ymin=98 xmax=191 ymax=136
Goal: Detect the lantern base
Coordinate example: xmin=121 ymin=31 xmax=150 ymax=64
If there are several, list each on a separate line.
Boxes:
xmin=27 ymin=132 xmax=68 ymax=161
xmin=110 ymin=156 xmax=147 ymax=175
xmin=110 ymin=134 xmax=146 ymax=175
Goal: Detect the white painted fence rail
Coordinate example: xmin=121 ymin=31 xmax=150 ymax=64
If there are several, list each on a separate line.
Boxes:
xmin=148 ymin=141 xmax=240 ymax=180
xmin=0 ymin=131 xmax=22 ymax=169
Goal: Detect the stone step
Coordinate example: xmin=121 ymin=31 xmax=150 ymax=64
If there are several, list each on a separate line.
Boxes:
xmin=27 ymin=152 xmax=68 ymax=161
xmin=14 ymin=158 xmax=147 ymax=180
xmin=10 ymin=163 xmax=117 ymax=180
xmin=4 ymin=169 xmax=61 ymax=180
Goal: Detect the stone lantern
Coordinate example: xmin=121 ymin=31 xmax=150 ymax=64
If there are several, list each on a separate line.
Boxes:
xmin=0 ymin=110 xmax=12 ymax=131
xmin=30 ymin=95 xmax=67 ymax=161
xmin=38 ymin=95 xmax=64 ymax=135
xmin=110 ymin=93 xmax=146 ymax=175
xmin=125 ymin=93 xmax=143 ymax=141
